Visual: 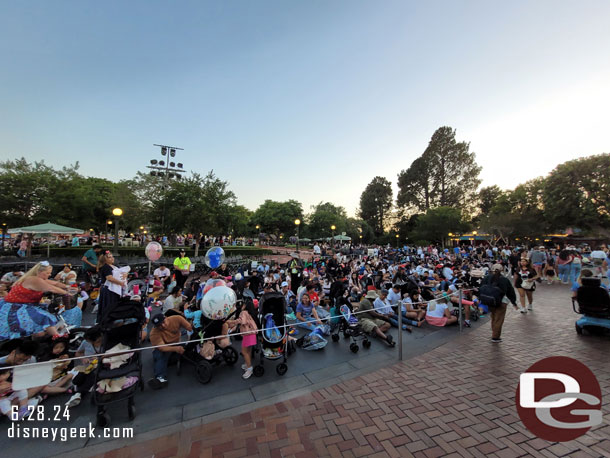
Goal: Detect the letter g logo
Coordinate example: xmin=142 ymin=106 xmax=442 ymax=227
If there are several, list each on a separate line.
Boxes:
xmin=516 ymin=357 xmax=603 ymax=442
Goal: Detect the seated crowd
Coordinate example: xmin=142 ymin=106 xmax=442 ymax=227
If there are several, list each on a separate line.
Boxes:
xmin=0 ymin=241 xmax=607 ymax=420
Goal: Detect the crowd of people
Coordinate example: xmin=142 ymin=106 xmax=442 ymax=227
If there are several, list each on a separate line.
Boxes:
xmin=0 ymin=239 xmax=608 ymax=420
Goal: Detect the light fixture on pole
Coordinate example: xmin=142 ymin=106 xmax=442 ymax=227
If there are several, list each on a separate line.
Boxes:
xmin=106 ymin=220 xmax=112 ymax=245
xmin=112 ymin=208 xmax=123 ymax=255
xmin=331 ymin=225 xmax=336 ymax=248
xmin=396 ymin=233 xmax=399 ymax=248
xmin=147 ymin=144 xmax=186 ymax=234
xmin=1 ymin=222 xmax=6 ymax=252
xmin=295 ymin=219 xmax=301 ymax=253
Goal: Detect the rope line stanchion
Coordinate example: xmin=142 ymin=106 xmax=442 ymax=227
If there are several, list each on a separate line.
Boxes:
xmin=0 ymin=287 xmax=477 ymax=371
xmin=458 ymin=289 xmax=463 ymax=333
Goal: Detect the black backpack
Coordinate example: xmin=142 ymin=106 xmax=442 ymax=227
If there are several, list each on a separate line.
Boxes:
xmin=479 ymin=278 xmax=504 ymax=308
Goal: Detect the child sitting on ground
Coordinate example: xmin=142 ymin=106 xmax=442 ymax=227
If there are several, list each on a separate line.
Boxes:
xmin=65 ymin=326 xmax=103 ymax=408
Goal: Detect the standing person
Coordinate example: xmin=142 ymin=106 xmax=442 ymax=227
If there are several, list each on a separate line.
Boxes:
xmin=226 ymin=301 xmax=259 ymax=379
xmin=81 ymin=244 xmax=103 ymax=282
xmin=514 ymin=258 xmax=539 ymax=312
xmin=569 ymin=247 xmax=582 ymax=285
xmin=556 ymin=248 xmax=573 ymax=284
xmin=173 ymin=249 xmax=191 ymax=291
xmin=17 ymin=237 xmax=28 ymax=258
xmin=288 ymin=254 xmax=302 ymax=295
xmin=529 ymin=247 xmax=546 ymax=282
xmin=479 ymin=264 xmax=518 ymax=343
xmin=0 ymin=261 xmax=74 ymax=340
xmin=544 ymin=249 xmax=557 ymax=285
xmin=97 ymin=252 xmax=126 ymax=322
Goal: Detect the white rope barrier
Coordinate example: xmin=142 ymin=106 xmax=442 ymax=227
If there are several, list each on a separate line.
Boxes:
xmin=0 ymin=287 xmax=478 ymax=371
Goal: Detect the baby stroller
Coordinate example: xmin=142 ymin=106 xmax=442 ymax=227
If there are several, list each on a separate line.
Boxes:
xmin=331 ymin=303 xmax=371 ymax=353
xmin=253 ymin=292 xmax=292 ymax=377
xmin=93 ymin=297 xmax=145 ymax=427
xmin=572 ymin=277 xmax=610 ymax=335
xmin=177 ymin=311 xmax=240 ymax=384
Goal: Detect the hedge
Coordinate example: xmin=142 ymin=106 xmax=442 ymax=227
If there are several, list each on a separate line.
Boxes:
xmin=25 ymin=246 xmax=272 ymax=259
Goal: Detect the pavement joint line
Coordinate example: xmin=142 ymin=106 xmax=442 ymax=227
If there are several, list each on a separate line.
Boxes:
xmin=51 ymin=324 xmax=475 ymax=458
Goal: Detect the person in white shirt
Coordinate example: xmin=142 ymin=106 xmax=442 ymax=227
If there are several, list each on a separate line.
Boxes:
xmin=373 ymin=289 xmax=411 ymax=331
xmin=425 ymin=297 xmax=458 ymax=327
xmin=154 ymin=265 xmax=172 ymax=289
xmin=313 ymin=244 xmax=321 ymax=255
xmin=55 ymin=264 xmax=77 ymax=284
xmin=163 ymin=287 xmax=184 ymax=313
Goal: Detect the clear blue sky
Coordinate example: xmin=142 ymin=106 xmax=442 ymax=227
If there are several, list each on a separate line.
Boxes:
xmin=1 ymin=1 xmax=609 ymax=216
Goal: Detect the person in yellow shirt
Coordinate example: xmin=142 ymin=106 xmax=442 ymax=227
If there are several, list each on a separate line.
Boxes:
xmin=173 ymin=249 xmax=191 ymax=291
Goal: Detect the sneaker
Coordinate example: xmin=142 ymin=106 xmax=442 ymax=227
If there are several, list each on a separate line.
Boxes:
xmin=65 ymin=393 xmax=82 ymax=408
xmin=241 ymin=363 xmax=248 ymax=370
xmin=148 ymin=377 xmax=168 ymax=390
xmin=491 ymin=338 xmax=502 ymax=343
xmin=527 ymin=303 xmax=533 ymax=311
xmin=519 ymin=307 xmax=527 ymax=314
xmin=242 ymin=367 xmax=253 ymax=379
xmin=464 ymin=320 xmax=471 ymax=328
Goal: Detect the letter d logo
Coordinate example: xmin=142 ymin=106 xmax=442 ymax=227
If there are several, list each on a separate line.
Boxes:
xmin=516 ymin=356 xmax=602 ymax=442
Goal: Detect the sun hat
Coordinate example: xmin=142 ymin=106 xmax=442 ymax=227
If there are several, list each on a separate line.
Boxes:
xmin=365 ymin=290 xmax=378 ymax=300
xmin=491 ymin=263 xmax=503 ymax=272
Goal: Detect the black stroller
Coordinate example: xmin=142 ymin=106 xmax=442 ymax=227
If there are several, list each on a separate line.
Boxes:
xmin=177 ymin=309 xmax=240 ymax=384
xmin=572 ymin=277 xmax=610 ymax=335
xmin=93 ymin=297 xmax=145 ymax=427
xmin=253 ymin=292 xmax=293 ymax=377
xmin=331 ymin=301 xmax=371 ymax=353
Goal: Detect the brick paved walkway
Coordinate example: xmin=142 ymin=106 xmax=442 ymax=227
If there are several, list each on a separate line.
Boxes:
xmin=95 ymin=284 xmax=610 ymax=458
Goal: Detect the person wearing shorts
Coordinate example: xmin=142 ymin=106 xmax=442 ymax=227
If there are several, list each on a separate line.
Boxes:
xmin=226 ymin=301 xmax=259 ymax=379
xmin=357 ymin=290 xmax=395 ymax=347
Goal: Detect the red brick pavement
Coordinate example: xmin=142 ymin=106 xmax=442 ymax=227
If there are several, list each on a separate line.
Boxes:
xmin=95 ymin=284 xmax=610 ymax=458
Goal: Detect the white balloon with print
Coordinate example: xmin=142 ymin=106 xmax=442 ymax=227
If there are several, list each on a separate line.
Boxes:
xmin=200 ymin=285 xmax=237 ymax=320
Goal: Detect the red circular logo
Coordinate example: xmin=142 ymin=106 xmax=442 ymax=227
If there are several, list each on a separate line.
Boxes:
xmin=516 ymin=356 xmax=602 ymax=442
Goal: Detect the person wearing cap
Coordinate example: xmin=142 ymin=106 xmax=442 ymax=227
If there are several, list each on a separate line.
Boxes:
xmin=480 ymin=263 xmax=517 ymax=343
xmin=281 ymin=281 xmax=296 ymax=312
xmin=356 ymin=290 xmax=395 ymax=347
xmin=148 ymin=313 xmax=192 ymax=389
xmin=173 ymin=249 xmax=191 ymax=291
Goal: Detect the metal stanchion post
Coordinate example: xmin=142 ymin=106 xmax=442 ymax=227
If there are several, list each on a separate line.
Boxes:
xmin=397 ymin=304 xmax=403 ymax=361
xmin=458 ymin=289 xmax=463 ymax=332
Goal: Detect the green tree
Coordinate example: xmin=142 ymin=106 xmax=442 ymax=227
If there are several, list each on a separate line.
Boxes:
xmin=397 ymin=126 xmax=482 ymax=213
xmin=359 ymin=176 xmax=393 ymax=237
xmin=478 ymin=185 xmax=504 ymax=215
xmin=251 ymin=200 xmax=303 ymax=237
xmin=543 ymin=154 xmax=610 ymax=230
xmin=411 ymin=206 xmax=468 ymax=245
xmin=306 ymin=202 xmax=348 ymax=239
xmin=0 ymin=158 xmax=58 ymax=226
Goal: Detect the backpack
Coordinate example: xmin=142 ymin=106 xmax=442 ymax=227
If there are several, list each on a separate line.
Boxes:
xmin=479 ymin=278 xmax=504 ymax=308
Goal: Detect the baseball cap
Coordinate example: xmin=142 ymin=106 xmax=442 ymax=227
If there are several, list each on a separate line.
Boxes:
xmin=281 ymin=281 xmax=288 ymax=287
xmin=152 ymin=314 xmax=166 ymax=327
xmin=491 ymin=263 xmax=503 ymax=272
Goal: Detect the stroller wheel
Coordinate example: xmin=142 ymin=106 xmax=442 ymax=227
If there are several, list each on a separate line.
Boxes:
xmin=196 ymin=361 xmax=213 ymax=384
xmin=254 ymin=365 xmax=265 ymax=377
xmin=128 ymin=404 xmax=136 ymax=420
xmin=176 ymin=357 xmax=182 ymax=375
xmin=276 ymin=363 xmax=288 ymax=376
xmin=362 ymin=340 xmax=371 ymax=349
xmin=331 ymin=334 xmax=340 ymax=342
xmin=97 ymin=412 xmax=111 ymax=427
xmin=223 ymin=346 xmax=239 ymax=366
xmin=350 ymin=343 xmax=359 ymax=353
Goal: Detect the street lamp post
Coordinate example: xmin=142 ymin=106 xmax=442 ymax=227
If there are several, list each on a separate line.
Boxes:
xmin=1 ymin=223 xmax=6 ymax=252
xmin=106 ymin=220 xmax=112 ymax=246
xmin=331 ymin=225 xmax=336 ymax=249
xmin=396 ymin=233 xmax=399 ymax=248
xmin=295 ymin=219 xmax=301 ymax=253
xmin=112 ymin=208 xmax=123 ymax=255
